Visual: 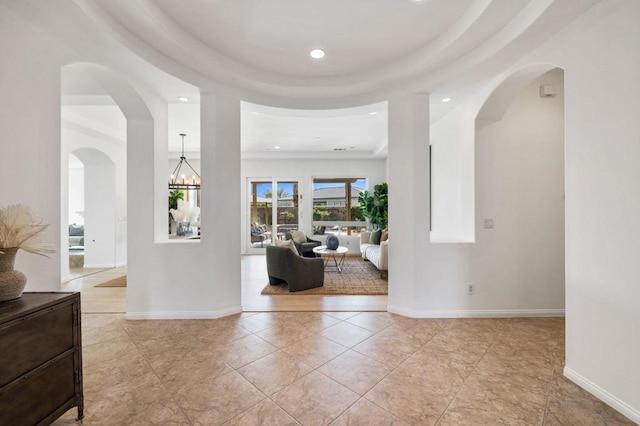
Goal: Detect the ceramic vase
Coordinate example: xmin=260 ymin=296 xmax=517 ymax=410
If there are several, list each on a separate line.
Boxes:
xmin=0 ymin=247 xmax=27 ymax=302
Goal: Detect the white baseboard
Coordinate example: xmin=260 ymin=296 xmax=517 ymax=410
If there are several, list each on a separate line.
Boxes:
xmin=387 ymin=305 xmax=565 ymax=318
xmin=564 ymin=366 xmax=640 ymax=424
xmin=126 ymin=305 xmax=242 ymax=320
xmin=115 ymin=261 xmax=127 ymax=267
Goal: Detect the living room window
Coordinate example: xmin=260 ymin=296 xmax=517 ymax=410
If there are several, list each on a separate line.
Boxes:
xmin=312 ymin=178 xmax=366 ymax=236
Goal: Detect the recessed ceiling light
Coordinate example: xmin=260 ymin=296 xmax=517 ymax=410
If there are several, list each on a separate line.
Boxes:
xmin=310 ymin=49 xmax=325 ymax=59
xmin=442 ymin=97 xmax=452 ymax=103
xmin=369 ymin=112 xmax=378 ymax=115
xmin=274 ymin=146 xmax=281 ymax=149
xmin=178 ymin=96 xmax=189 ymax=102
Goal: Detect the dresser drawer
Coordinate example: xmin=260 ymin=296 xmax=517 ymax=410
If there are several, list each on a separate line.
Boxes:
xmin=0 ymin=301 xmax=75 ymax=384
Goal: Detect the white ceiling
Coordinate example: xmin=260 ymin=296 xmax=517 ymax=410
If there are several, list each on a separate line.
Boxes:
xmin=25 ymin=0 xmax=603 ymax=155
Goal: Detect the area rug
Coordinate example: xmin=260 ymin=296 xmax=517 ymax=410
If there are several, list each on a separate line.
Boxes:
xmin=260 ymin=256 xmax=387 ymax=295
xmin=94 ymin=276 xmax=127 ymax=288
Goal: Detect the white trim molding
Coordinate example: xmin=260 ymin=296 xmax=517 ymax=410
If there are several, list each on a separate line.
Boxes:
xmin=564 ymin=367 xmax=640 ymax=424
xmin=126 ymin=306 xmax=242 ymax=320
xmin=387 ymin=305 xmax=565 ymax=318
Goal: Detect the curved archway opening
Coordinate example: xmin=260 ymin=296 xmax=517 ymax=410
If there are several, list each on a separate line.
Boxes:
xmin=70 ymin=148 xmax=118 ymax=270
xmin=472 ymin=64 xmax=565 ymax=311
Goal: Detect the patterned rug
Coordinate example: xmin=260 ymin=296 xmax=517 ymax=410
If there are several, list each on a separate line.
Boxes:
xmin=260 ymin=256 xmax=388 ymax=295
xmin=94 ymin=276 xmax=127 ymax=287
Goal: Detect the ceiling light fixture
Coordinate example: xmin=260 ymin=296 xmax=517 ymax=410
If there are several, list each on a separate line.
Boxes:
xmin=310 ymin=49 xmax=325 ymax=59
xmin=178 ymin=96 xmax=189 ymax=102
xmin=274 ymin=146 xmax=281 ymax=149
xmin=369 ymin=112 xmax=378 ymax=115
xmin=442 ymin=97 xmax=452 ymax=103
xmin=169 ymin=133 xmax=200 ymax=190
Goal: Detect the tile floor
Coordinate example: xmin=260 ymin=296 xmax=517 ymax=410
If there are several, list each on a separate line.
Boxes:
xmin=53 ymin=313 xmax=634 ymax=425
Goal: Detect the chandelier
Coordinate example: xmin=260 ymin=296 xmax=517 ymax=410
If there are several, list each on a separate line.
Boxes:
xmin=169 ymin=133 xmax=201 ymax=190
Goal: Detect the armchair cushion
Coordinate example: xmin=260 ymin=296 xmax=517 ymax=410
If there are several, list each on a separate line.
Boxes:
xmin=275 ymin=238 xmax=299 ymax=255
xmin=285 ymin=232 xmax=322 ymax=257
xmin=266 ymin=245 xmax=324 ymax=292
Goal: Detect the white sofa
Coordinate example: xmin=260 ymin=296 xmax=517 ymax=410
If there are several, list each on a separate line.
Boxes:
xmin=359 ymin=231 xmax=388 ymax=278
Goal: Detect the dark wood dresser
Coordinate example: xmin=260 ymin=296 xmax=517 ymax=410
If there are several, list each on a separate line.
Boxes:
xmin=0 ymin=292 xmax=83 ymax=425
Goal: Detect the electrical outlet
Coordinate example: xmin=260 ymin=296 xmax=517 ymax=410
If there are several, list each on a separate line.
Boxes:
xmin=483 ymin=218 xmax=494 ymax=229
xmin=468 ymin=283 xmax=475 ymax=295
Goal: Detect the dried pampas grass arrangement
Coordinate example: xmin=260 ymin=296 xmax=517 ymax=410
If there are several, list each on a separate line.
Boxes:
xmin=0 ymin=203 xmax=54 ymax=257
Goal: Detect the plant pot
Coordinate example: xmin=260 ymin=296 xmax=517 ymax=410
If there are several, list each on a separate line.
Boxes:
xmin=0 ymin=247 xmax=28 ymax=302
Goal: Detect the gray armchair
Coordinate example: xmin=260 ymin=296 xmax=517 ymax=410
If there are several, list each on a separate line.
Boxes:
xmin=284 ymin=232 xmax=322 ymax=257
xmin=266 ymin=245 xmax=324 ymax=292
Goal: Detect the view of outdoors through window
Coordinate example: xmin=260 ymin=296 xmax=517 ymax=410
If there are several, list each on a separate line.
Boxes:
xmin=248 ymin=178 xmax=367 ymax=249
xmin=249 ymin=180 xmax=300 ymax=248
xmin=313 ymin=178 xmax=367 ymax=236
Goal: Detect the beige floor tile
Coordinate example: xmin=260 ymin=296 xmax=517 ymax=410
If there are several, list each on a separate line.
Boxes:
xmin=395 ymin=320 xmax=442 ymax=345
xmin=223 ymin=399 xmax=299 ymax=425
xmin=298 ymin=314 xmax=342 ymax=333
xmin=320 ymin=321 xmax=376 ymax=348
xmin=126 ymin=400 xmax=191 ymax=425
xmin=271 ymin=371 xmax=360 ymax=425
xmin=82 ymin=319 xmax=129 ymax=346
xmin=365 ymin=374 xmax=452 ymax=425
xmin=175 ymin=371 xmax=265 ymax=425
xmin=543 ymin=371 xmax=635 ymax=425
xmin=134 ymin=333 xmax=205 ymax=359
xmin=352 ymin=326 xmax=424 ymax=368
xmin=345 ymin=312 xmax=396 ymax=332
xmin=318 ymin=349 xmax=392 ymax=395
xmin=282 ymin=334 xmax=348 ymax=368
xmin=323 ymin=311 xmax=360 ymax=320
xmin=83 ymin=350 xmax=153 ymax=393
xmin=237 ymin=312 xmax=281 ymax=332
xmin=82 ymin=335 xmax=139 ymax=367
xmin=441 ymin=372 xmax=549 ymax=426
xmin=403 ymin=343 xmax=480 ymax=381
xmin=256 ymin=322 xmax=317 ymax=349
xmin=61 ymin=311 xmax=634 ymax=426
xmin=474 ymin=350 xmax=555 ymax=383
xmin=392 ymin=352 xmax=467 ymax=398
xmin=121 ymin=319 xmax=190 ymax=340
xmin=237 ymin=350 xmax=313 ymax=396
xmin=426 ymin=331 xmax=493 ymax=358
xmin=216 ymin=334 xmax=278 ymax=369
xmin=195 ymin=323 xmax=252 ymax=347
xmin=330 ymin=398 xmax=410 ymax=425
xmin=83 ymin=371 xmax=174 ymax=425
xmin=151 ymin=348 xmax=234 ymax=395
xmin=81 ymin=313 xmax=125 ymax=331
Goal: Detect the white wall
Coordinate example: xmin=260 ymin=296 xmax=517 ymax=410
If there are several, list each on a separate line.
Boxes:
xmin=430 ymin=106 xmax=475 ymax=241
xmin=0 ymin=8 xmax=67 ymax=291
xmin=240 ymin=158 xmax=386 ymax=254
xmin=68 ymin=156 xmax=84 ymax=226
xmin=470 ymin=69 xmax=565 ymax=312
xmin=548 ymin=1 xmax=640 ymax=420
xmin=73 ymin=148 xmax=117 ymax=268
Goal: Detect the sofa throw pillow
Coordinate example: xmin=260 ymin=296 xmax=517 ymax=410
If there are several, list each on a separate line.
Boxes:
xmin=370 ymin=229 xmax=382 ymax=245
xmin=275 ymin=238 xmax=299 ymax=255
xmin=381 ymin=230 xmax=389 ymax=242
xmin=290 ymin=230 xmax=307 ymax=244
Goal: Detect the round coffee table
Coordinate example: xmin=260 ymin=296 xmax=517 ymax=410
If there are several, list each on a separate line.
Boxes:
xmin=312 ymin=245 xmax=348 ymax=272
